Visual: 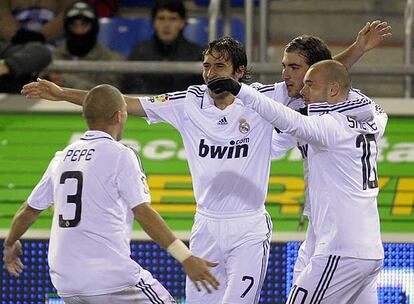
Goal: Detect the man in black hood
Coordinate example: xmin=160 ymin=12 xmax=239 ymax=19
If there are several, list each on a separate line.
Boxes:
xmin=64 ymin=1 xmax=100 ymax=57
xmin=124 ymin=0 xmax=204 ymax=94
xmin=43 ymin=0 xmax=124 ymax=89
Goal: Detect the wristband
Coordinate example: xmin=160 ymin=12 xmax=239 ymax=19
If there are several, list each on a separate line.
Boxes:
xmin=167 ymin=239 xmax=192 ymax=263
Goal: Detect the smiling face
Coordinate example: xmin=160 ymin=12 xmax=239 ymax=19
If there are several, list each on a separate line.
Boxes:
xmin=202 ymin=50 xmax=244 ymax=99
xmin=282 ymin=50 xmax=310 ymax=98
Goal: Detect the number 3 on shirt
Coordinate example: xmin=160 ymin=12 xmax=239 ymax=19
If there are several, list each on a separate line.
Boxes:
xmin=356 ymin=134 xmax=378 ymax=190
xmin=59 ymin=171 xmax=83 ymax=228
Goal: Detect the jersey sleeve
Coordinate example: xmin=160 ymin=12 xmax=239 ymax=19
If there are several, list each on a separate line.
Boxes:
xmin=139 ymin=91 xmax=187 ymax=128
xmin=116 ymin=148 xmax=151 ymax=209
xmin=238 ymin=84 xmax=342 ymax=147
xmin=250 ymin=82 xmax=277 ymax=100
xmin=27 ymin=153 xmax=61 ymax=210
xmin=373 ymin=104 xmax=388 ymax=139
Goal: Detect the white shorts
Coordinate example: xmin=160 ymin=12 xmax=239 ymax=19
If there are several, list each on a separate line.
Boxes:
xmin=287 ymin=255 xmax=383 ymax=304
xmin=62 ymin=269 xmax=176 ymax=304
xmin=292 ymin=220 xmax=316 ymax=283
xmin=186 ymin=208 xmax=272 ymax=304
xmin=292 ymin=220 xmax=380 ymax=304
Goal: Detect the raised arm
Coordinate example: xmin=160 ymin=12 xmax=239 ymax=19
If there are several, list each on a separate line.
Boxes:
xmin=208 ymin=78 xmax=339 ymax=146
xmin=133 ymin=203 xmax=219 ymax=293
xmin=334 ymin=20 xmax=392 ymax=70
xmin=21 ymin=78 xmax=147 ymax=116
xmin=4 ymin=202 xmax=43 ymax=277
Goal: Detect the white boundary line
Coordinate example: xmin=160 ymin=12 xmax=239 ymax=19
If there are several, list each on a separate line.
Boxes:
xmin=0 ymin=229 xmax=413 ymax=243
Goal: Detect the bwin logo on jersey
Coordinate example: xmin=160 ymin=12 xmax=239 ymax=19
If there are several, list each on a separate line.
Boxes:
xmin=198 ymin=138 xmax=249 ymax=159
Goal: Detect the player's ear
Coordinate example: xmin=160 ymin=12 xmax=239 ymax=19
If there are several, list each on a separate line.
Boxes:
xmin=110 ymin=110 xmax=122 ymax=124
xmin=329 ymin=81 xmax=340 ymax=98
xmin=235 ymin=65 xmax=245 ymax=82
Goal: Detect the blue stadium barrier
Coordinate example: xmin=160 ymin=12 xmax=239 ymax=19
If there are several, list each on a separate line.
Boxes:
xmin=98 ymin=17 xmax=245 ymax=57
xmin=184 ymin=16 xmax=245 ymax=46
xmin=98 ymin=17 xmax=153 ymax=57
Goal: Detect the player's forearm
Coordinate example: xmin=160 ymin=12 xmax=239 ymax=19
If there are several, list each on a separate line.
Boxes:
xmin=4 ymin=203 xmax=41 ymax=247
xmin=59 ymin=86 xmax=146 ymax=116
xmin=133 ymin=203 xmax=178 ymax=249
xmin=124 ymin=95 xmax=147 ymax=117
xmin=238 ymin=84 xmax=333 ymax=145
xmin=60 ymin=87 xmax=89 ymax=106
xmin=238 ymin=84 xmax=302 ymax=128
xmin=333 ymin=41 xmax=364 ymax=71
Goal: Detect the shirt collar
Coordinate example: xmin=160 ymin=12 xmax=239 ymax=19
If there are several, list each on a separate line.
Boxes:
xmin=81 ymin=130 xmax=115 ymax=141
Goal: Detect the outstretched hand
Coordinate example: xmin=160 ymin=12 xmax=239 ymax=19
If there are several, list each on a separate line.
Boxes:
xmin=207 ymin=77 xmax=242 ymax=96
xmin=3 ymin=240 xmax=24 ymax=277
xmin=356 ymin=20 xmax=392 ymax=53
xmin=182 ymin=255 xmax=219 ymax=293
xmin=21 ymin=78 xmax=64 ymax=101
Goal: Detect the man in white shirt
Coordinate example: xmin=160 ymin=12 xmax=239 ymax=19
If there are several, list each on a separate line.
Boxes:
xmin=20 ymin=21 xmax=391 ymax=302
xmin=208 ymin=59 xmax=387 ymax=303
xmin=4 ymin=84 xmax=219 ymax=303
xmin=251 ymin=20 xmax=391 ymax=112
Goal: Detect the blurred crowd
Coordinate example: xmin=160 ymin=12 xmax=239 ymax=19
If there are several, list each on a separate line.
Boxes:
xmin=0 ymin=0 xmax=205 ymax=94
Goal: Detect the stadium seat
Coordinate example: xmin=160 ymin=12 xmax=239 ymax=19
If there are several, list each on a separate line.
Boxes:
xmin=98 ymin=17 xmax=154 ymax=57
xmin=184 ymin=16 xmax=245 ymax=46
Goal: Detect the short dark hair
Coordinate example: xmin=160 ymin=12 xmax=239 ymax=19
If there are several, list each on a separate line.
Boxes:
xmin=151 ymin=0 xmax=186 ymax=21
xmin=202 ymin=37 xmax=251 ymax=84
xmin=285 ymin=35 xmax=332 ymax=66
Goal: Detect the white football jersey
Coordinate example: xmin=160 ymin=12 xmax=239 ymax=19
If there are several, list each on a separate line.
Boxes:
xmin=140 ymin=85 xmax=274 ymax=215
xmin=27 ymin=130 xmax=151 ymax=297
xmin=239 ymin=84 xmax=387 ymax=259
xmin=272 ymin=89 xmax=378 ymax=217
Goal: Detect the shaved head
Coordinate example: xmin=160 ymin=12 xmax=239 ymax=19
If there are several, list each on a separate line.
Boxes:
xmin=83 ymin=84 xmax=125 ymax=126
xmin=310 ymin=60 xmax=351 ymax=95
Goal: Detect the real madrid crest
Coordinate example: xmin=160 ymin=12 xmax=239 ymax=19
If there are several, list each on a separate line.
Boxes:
xmin=239 ymin=118 xmax=250 ymax=134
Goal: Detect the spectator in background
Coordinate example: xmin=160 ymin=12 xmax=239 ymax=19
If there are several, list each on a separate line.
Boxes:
xmin=124 ymin=0 xmax=204 ymax=94
xmin=42 ymin=1 xmax=125 ymax=90
xmin=0 ymin=0 xmax=74 ymax=45
xmin=0 ymin=0 xmax=73 ymax=92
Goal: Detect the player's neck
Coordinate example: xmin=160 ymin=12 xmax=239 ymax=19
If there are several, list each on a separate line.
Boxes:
xmin=88 ymin=125 xmax=118 ymax=140
xmin=328 ymin=96 xmax=347 ymax=104
xmin=214 ymin=95 xmax=235 ymax=110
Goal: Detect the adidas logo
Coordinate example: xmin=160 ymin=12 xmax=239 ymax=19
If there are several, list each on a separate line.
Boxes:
xmin=217 ymin=117 xmax=228 ymax=125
